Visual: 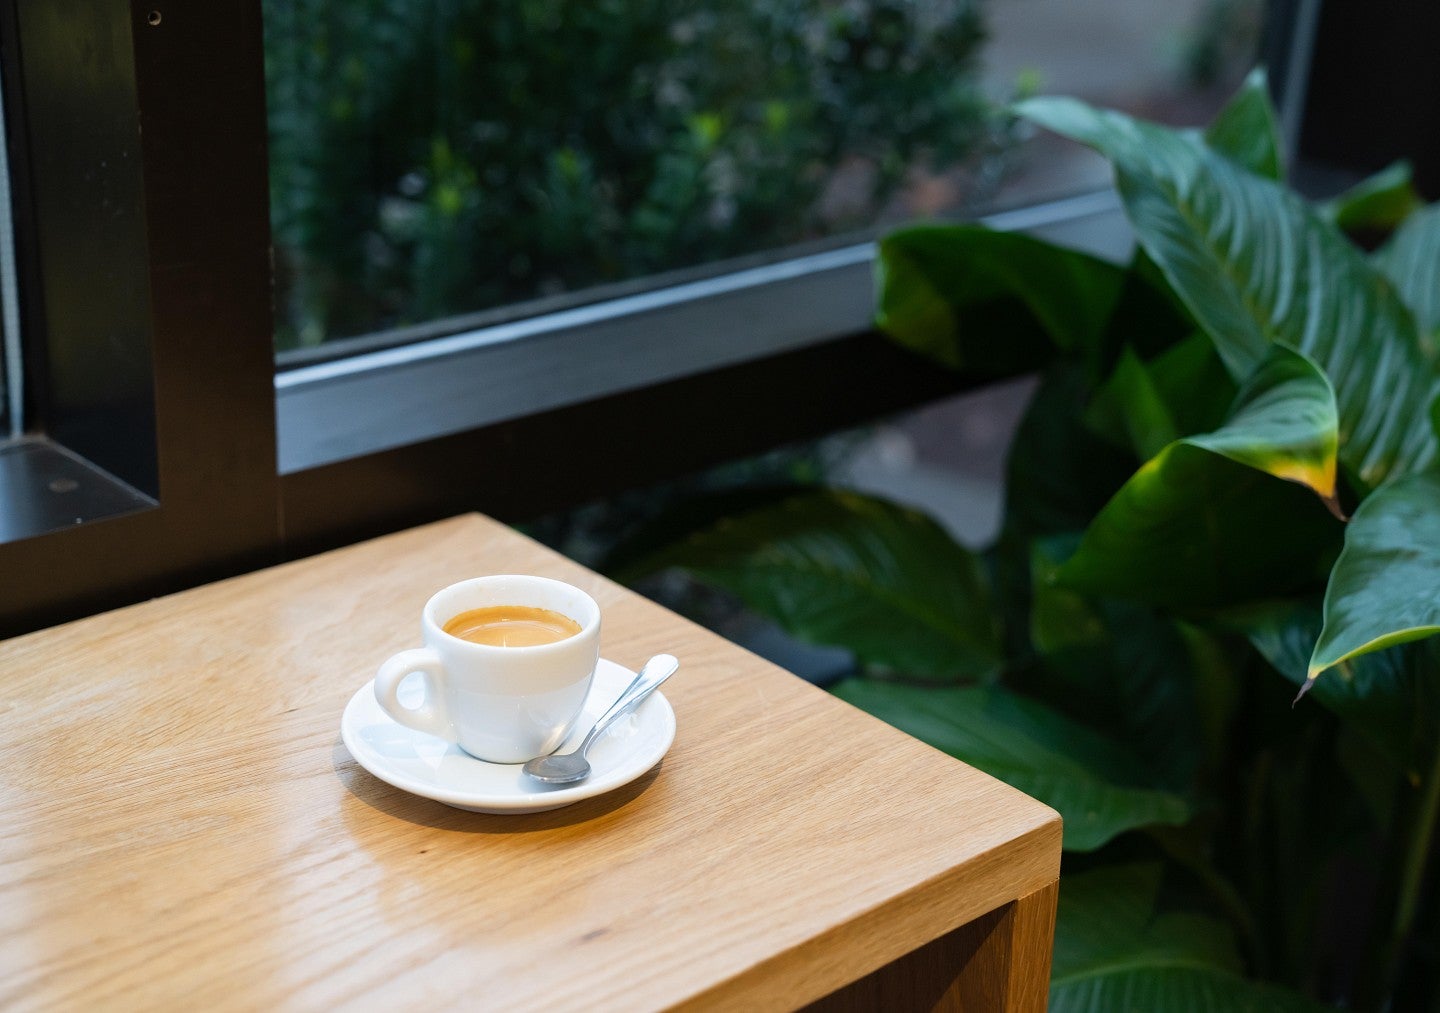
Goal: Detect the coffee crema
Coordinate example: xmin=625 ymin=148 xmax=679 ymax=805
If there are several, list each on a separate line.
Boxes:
xmin=442 ymin=605 xmax=583 ymax=647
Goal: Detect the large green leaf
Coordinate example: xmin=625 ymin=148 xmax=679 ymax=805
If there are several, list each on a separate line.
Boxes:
xmin=1319 ymin=160 xmax=1424 ymax=235
xmin=1055 ymin=451 xmax=1337 ymax=607
xmin=1235 ymin=600 xmax=1438 ymax=778
xmin=1374 ymin=201 xmax=1440 ymax=338
xmin=1029 ymin=537 xmax=1210 ymax=789
xmin=1307 ymin=472 xmax=1440 ymax=685
xmin=1051 ymin=864 xmax=1334 ymax=1012
xmin=1100 ymin=251 xmax=1198 ymax=370
xmin=603 ymin=485 xmax=811 ymax=580
xmin=623 ymin=489 xmax=1000 ymax=679
xmin=1003 ymin=361 xmax=1138 ymax=542
xmin=1016 ymin=95 xmax=1440 ymax=491
xmin=1202 ymin=66 xmax=1283 ymax=180
xmin=1084 ymin=334 xmax=1240 ymax=460
xmin=990 ymin=360 xmax=1139 ymax=663
xmin=1057 ymin=346 xmax=1344 ymax=606
xmin=1198 ymin=344 xmax=1340 ymax=504
xmin=832 ymin=679 xmax=1191 ymax=851
xmin=1143 ymin=331 xmax=1237 ymax=438
xmin=875 ymin=224 xmax=1125 ymax=375
xmin=1084 ymin=348 xmax=1179 ymax=460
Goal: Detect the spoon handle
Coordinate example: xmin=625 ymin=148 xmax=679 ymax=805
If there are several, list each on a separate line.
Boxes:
xmin=578 ymin=654 xmax=679 ymax=754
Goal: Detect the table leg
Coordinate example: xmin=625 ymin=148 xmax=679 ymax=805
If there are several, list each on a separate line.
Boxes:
xmin=805 ymin=879 xmax=1059 ymax=1012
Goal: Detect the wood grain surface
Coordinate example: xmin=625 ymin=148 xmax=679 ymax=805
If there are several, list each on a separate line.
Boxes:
xmin=0 ymin=515 xmax=1060 ymax=1010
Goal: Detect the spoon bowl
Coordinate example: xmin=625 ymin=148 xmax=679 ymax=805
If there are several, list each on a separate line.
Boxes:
xmin=523 ymin=654 xmax=679 ymax=784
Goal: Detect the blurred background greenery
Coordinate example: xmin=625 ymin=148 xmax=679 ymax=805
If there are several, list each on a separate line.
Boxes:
xmin=263 ymin=0 xmax=1007 ymax=351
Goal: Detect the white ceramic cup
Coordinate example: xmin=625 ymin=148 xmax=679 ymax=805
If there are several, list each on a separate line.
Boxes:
xmin=374 ymin=575 xmax=600 ymax=763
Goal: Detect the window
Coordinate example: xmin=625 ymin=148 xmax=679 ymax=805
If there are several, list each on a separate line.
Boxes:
xmin=265 ymin=0 xmax=993 ymax=356
xmin=271 ymin=0 xmax=1267 ymax=475
xmin=0 ymin=0 xmax=278 ymax=634
xmin=267 ymin=0 xmax=1005 ymax=473
xmin=0 ymin=74 xmax=17 ymax=442
xmin=0 ymin=0 xmax=160 ymax=548
xmin=0 ymin=0 xmax=1372 ymax=636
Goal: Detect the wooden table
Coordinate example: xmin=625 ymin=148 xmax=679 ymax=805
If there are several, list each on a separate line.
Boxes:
xmin=0 ymin=515 xmax=1061 ymax=1010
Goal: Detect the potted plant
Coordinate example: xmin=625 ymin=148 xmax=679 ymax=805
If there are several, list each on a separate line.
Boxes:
xmin=612 ymin=70 xmax=1440 ymax=1009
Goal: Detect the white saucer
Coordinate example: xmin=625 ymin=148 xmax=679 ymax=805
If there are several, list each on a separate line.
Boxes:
xmin=341 ymin=658 xmax=676 ymax=814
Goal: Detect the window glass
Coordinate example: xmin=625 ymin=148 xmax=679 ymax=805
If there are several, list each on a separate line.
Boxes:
xmin=0 ymin=318 xmax=8 ymax=438
xmin=264 ymin=0 xmax=1261 ymax=356
xmin=982 ymin=0 xmax=1262 ymax=208
xmin=0 ymin=62 xmax=20 ymax=439
xmin=1 ymin=252 xmax=17 ymax=440
xmin=264 ymin=0 xmax=996 ymax=352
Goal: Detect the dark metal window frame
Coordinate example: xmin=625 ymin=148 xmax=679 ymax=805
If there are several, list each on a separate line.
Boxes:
xmin=275 ymin=190 xmax=1128 ymax=476
xmin=0 ymin=0 xmax=278 ymax=636
xmin=0 ymin=0 xmax=1336 ymax=638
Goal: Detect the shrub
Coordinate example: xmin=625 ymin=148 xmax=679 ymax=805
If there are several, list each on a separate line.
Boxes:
xmin=263 ymin=0 xmax=991 ymax=349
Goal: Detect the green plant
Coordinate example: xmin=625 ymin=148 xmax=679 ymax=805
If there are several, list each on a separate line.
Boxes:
xmin=610 ymin=70 xmax=1440 ymax=1009
xmin=263 ymin=0 xmax=993 ymax=350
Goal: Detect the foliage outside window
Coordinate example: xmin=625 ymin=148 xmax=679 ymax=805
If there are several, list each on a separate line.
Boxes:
xmin=263 ymin=0 xmax=996 ymax=351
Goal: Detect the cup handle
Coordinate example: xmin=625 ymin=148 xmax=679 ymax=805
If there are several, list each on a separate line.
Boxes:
xmin=374 ymin=648 xmax=455 ymax=743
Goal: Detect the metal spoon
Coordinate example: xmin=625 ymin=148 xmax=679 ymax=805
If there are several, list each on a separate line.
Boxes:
xmin=522 ymin=654 xmax=679 ymax=784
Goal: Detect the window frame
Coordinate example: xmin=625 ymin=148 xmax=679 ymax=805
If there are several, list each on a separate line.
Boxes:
xmin=1 ymin=0 xmax=1324 ymax=637
xmin=0 ymin=68 xmax=19 ymax=442
xmin=275 ymin=189 xmax=1128 ymax=475
xmin=0 ymin=0 xmax=278 ymax=636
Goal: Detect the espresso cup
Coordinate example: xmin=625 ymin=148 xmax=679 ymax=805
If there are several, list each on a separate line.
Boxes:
xmin=374 ymin=575 xmax=600 ymax=763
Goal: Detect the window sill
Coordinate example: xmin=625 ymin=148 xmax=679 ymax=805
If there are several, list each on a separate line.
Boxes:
xmin=0 ymin=437 xmax=155 ymax=544
xmin=275 ymin=189 xmax=1131 ymax=475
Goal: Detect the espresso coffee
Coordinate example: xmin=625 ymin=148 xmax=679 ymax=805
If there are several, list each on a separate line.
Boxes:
xmin=442 ymin=605 xmax=582 ymax=647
